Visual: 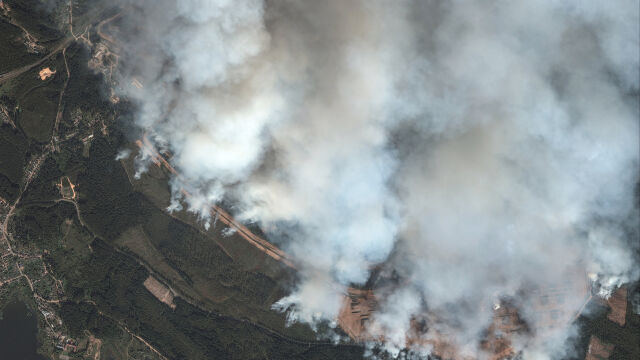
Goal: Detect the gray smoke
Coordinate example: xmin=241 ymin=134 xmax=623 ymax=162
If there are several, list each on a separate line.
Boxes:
xmin=116 ymin=0 xmax=639 ymax=358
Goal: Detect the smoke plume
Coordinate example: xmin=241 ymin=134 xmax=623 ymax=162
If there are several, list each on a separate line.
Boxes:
xmin=115 ymin=0 xmax=639 ymax=358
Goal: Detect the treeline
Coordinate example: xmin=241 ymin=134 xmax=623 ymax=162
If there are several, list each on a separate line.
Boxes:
xmin=573 ymin=294 xmax=640 ymax=360
xmin=77 ymin=134 xmax=144 ymax=241
xmin=4 ymin=0 xmax=64 ymax=42
xmin=51 ymin=236 xmax=365 ymax=359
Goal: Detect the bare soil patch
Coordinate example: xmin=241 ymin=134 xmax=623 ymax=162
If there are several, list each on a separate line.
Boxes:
xmin=143 ymin=276 xmax=176 ymax=310
xmin=38 ymin=67 xmax=55 ymax=80
xmin=607 ymin=287 xmax=627 ymax=326
xmin=586 ymin=335 xmax=614 ymax=360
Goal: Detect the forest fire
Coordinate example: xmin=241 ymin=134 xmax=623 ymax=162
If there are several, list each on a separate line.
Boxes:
xmin=132 ymin=135 xmax=604 ymax=359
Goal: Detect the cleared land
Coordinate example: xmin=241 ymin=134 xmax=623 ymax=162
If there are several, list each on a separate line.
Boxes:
xmin=143 ymin=276 xmax=175 ymax=309
xmin=607 ymin=287 xmax=628 ymax=326
xmin=586 ymin=336 xmax=614 ymax=360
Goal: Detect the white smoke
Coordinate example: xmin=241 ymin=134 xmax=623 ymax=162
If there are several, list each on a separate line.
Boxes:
xmin=116 ymin=0 xmax=639 ymax=358
xmin=115 ymin=148 xmax=131 ymax=160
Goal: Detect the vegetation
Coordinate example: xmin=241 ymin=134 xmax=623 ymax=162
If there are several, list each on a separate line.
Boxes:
xmin=571 ymin=289 xmax=640 ymax=360
xmin=3 ymin=0 xmax=64 ymax=42
xmin=1 ymin=2 xmax=636 ymax=360
xmin=0 ymin=123 xmax=28 ymax=185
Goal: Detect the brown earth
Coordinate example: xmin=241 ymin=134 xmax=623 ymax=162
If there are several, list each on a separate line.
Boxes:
xmin=39 ymin=67 xmax=56 ymax=80
xmin=114 ymin=225 xmax=228 ymax=305
xmin=586 ymin=336 xmax=614 ymax=360
xmin=143 ymin=276 xmax=176 ymax=309
xmin=606 ymin=287 xmax=627 ymax=326
xmin=134 ymin=136 xmax=597 ymax=360
xmin=136 ymin=136 xmax=296 ymax=268
xmin=85 ymin=335 xmax=102 ymax=360
xmin=57 ymin=176 xmax=76 ymax=200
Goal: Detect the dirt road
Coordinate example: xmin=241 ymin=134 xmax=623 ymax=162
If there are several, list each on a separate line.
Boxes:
xmin=0 ymin=37 xmax=73 ymax=85
xmin=137 ymin=137 xmax=296 ymax=268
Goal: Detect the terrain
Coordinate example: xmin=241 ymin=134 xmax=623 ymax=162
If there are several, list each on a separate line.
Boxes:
xmin=0 ymin=1 xmax=638 ymax=360
xmin=0 ymin=1 xmax=363 ymax=359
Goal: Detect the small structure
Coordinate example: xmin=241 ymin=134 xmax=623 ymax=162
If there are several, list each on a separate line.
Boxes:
xmin=55 ymin=335 xmax=78 ymax=353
